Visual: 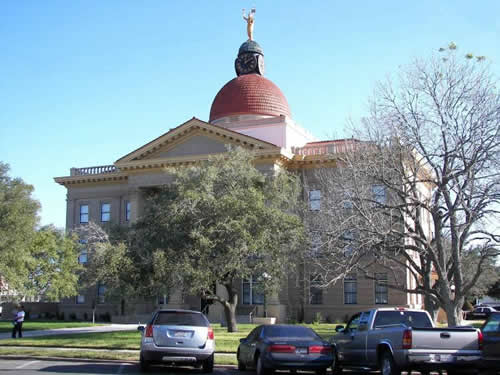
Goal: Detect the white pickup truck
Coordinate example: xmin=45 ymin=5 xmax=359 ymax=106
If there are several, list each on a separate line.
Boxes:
xmin=330 ymin=308 xmax=482 ymax=375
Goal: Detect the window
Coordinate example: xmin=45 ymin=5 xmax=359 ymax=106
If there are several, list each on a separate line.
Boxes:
xmin=101 ymin=203 xmax=111 ymax=222
xmin=76 ymin=295 xmax=85 ymax=304
xmin=242 ymin=276 xmax=264 ymax=305
xmin=309 ymin=190 xmax=321 ymax=211
xmin=97 ymin=283 xmax=106 ymax=304
xmin=80 ymin=205 xmax=89 ymax=224
xmin=343 ymin=230 xmax=355 ymax=257
xmin=375 ymin=273 xmax=388 ymax=304
xmin=372 ymin=185 xmax=386 ymax=205
xmin=310 ymin=274 xmax=323 ymax=304
xmin=125 ymin=201 xmax=131 ymax=221
xmin=343 ymin=191 xmax=354 ymax=209
xmin=158 ymin=293 xmax=169 ymax=305
xmin=344 ymin=274 xmax=357 ymax=304
xmin=310 ymin=231 xmax=322 ymax=256
xmin=78 ymin=249 xmax=88 ymax=264
xmin=78 ymin=239 xmax=88 ymax=264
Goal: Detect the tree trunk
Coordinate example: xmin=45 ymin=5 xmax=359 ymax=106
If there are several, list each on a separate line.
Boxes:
xmin=424 ymin=293 xmax=439 ymax=322
xmin=221 ymin=284 xmax=238 ymax=332
xmin=443 ymin=301 xmax=461 ymax=327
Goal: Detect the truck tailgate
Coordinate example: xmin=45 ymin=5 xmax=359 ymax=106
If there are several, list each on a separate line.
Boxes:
xmin=411 ymin=328 xmax=479 ymax=350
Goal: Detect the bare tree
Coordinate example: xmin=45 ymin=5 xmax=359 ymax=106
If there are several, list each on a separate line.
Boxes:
xmin=311 ymin=45 xmax=500 ymax=326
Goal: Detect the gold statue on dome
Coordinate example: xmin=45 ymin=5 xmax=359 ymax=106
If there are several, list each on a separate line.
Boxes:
xmin=242 ymin=8 xmax=256 ymax=40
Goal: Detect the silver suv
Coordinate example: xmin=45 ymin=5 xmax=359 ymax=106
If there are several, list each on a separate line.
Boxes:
xmin=138 ymin=309 xmax=215 ymax=372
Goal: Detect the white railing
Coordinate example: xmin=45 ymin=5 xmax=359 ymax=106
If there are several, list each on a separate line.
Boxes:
xmin=70 ymin=165 xmax=117 ymax=176
xmin=292 ymin=140 xmax=360 ymax=156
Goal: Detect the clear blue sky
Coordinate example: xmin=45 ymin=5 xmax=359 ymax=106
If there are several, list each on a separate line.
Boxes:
xmin=1 ymin=1 xmax=499 ymax=229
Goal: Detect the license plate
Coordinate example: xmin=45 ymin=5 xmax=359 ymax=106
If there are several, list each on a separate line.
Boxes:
xmin=173 ymin=331 xmax=189 ymax=338
xmin=295 ymin=348 xmax=308 ymax=354
xmin=430 ymin=354 xmax=454 ymax=362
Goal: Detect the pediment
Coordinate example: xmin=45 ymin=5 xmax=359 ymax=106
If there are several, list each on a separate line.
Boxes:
xmin=115 ymin=117 xmax=280 ymax=165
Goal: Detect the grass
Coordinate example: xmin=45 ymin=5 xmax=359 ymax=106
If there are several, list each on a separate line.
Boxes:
xmin=0 ymin=347 xmax=238 ymax=365
xmin=0 ymin=323 xmax=338 ymax=352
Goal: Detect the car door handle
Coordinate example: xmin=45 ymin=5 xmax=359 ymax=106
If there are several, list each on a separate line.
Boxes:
xmin=440 ymin=332 xmax=450 ymax=339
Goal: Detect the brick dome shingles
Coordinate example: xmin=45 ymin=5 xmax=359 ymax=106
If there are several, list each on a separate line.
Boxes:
xmin=209 ymin=74 xmax=291 ymax=122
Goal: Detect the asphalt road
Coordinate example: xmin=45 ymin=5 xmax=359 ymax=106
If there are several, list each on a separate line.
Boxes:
xmin=0 ymin=358 xmax=241 ymax=375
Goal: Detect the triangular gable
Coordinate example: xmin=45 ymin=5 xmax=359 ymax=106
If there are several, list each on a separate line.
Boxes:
xmin=115 ymin=117 xmax=279 ymax=165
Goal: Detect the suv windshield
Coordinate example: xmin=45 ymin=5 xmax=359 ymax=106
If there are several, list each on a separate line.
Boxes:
xmin=374 ymin=311 xmax=433 ymax=328
xmin=154 ymin=311 xmax=208 ymax=327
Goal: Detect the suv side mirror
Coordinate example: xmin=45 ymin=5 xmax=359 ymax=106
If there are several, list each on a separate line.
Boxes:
xmin=137 ymin=325 xmax=145 ymax=332
xmin=335 ymin=325 xmax=345 ymax=333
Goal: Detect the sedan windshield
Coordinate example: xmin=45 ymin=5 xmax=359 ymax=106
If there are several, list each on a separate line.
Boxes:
xmin=264 ymin=326 xmax=320 ymax=340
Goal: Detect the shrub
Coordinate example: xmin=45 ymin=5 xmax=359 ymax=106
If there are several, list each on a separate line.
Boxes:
xmin=84 ymin=312 xmax=88 ymax=321
xmin=313 ymin=312 xmax=323 ymax=324
xmin=463 ymin=300 xmax=474 ymax=311
xmin=69 ymin=313 xmax=77 ymax=321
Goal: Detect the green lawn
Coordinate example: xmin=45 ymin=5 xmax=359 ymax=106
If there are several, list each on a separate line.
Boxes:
xmin=0 ymin=321 xmax=105 ymax=333
xmin=0 ymin=323 xmax=338 ymax=352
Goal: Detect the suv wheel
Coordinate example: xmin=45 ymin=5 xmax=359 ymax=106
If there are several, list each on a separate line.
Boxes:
xmin=202 ymin=353 xmax=214 ymax=373
xmin=140 ymin=354 xmax=150 ymax=372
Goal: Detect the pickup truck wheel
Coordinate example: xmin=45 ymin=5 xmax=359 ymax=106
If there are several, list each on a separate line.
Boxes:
xmin=331 ymin=348 xmax=343 ymax=374
xmin=381 ymin=351 xmax=401 ymax=375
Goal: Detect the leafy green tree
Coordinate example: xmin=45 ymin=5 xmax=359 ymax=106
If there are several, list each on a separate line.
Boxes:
xmin=0 ymin=162 xmax=40 ymax=298
xmin=25 ymin=225 xmax=81 ymax=301
xmin=131 ymin=148 xmax=305 ymax=332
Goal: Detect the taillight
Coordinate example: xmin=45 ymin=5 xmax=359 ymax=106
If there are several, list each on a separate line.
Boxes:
xmin=478 ymin=330 xmax=483 ymax=350
xmin=145 ymin=324 xmax=153 ymax=338
xmin=207 ymin=327 xmax=214 ymax=340
xmin=402 ymin=329 xmax=412 ymax=349
xmin=268 ymin=344 xmax=296 ymax=353
xmin=309 ymin=345 xmax=332 ymax=354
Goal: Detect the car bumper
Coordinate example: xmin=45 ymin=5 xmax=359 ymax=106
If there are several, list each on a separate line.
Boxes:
xmin=404 ymin=352 xmax=481 ymax=369
xmin=140 ymin=338 xmax=214 ymax=364
xmin=262 ymin=353 xmax=333 ymax=370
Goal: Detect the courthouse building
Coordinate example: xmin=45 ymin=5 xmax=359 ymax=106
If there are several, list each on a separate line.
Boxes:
xmin=54 ymin=31 xmax=423 ymax=323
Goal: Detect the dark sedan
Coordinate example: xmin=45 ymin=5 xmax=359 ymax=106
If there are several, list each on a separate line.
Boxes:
xmin=481 ymin=312 xmax=500 ymax=374
xmin=466 ymin=306 xmax=499 ymax=320
xmin=237 ymin=324 xmax=333 ymax=375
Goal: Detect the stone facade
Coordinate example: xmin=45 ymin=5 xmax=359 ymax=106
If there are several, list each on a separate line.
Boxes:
xmin=55 ymin=118 xmax=423 ymax=324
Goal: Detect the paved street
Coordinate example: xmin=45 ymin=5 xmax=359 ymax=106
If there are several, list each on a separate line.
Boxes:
xmin=0 ymin=358 xmax=239 ymax=375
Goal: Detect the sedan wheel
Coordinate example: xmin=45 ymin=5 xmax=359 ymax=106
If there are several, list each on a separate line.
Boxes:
xmin=256 ymin=355 xmax=272 ymax=375
xmin=331 ymin=348 xmax=342 ymax=374
xmin=237 ymin=350 xmax=246 ymax=371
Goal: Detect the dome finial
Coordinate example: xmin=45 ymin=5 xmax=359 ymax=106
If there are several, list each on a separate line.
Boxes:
xmin=242 ymin=7 xmax=256 ymax=41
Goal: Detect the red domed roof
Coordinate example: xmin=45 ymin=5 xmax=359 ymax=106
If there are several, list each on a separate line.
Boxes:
xmin=209 ymin=74 xmax=291 ymax=122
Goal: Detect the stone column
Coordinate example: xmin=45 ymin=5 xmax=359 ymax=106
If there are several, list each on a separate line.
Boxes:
xmin=129 ymin=189 xmax=143 ymax=223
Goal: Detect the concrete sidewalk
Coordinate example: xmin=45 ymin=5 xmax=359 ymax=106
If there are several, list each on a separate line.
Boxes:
xmin=0 ymin=324 xmax=139 ymax=340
